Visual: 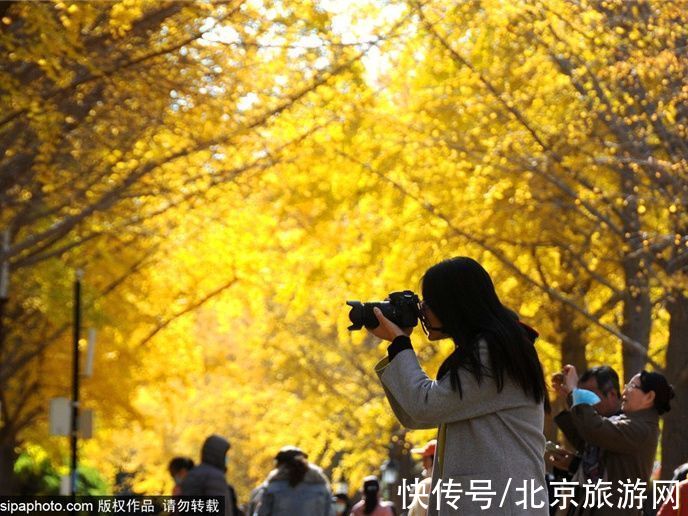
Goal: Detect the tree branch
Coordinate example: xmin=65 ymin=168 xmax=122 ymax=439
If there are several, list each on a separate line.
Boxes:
xmin=337 ymin=149 xmax=663 ymax=372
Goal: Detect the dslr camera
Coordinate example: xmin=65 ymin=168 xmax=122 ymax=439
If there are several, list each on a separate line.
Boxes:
xmin=346 ymin=290 xmax=421 ymax=331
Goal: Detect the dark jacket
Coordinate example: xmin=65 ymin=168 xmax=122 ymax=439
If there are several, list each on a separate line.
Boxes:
xmin=555 ymin=408 xmax=623 ymax=482
xmin=256 ymin=464 xmax=334 ymax=516
xmin=566 ymin=405 xmax=660 ymax=516
xmin=181 ymin=435 xmax=235 ymax=516
xmin=556 ymin=409 xmax=587 ymax=454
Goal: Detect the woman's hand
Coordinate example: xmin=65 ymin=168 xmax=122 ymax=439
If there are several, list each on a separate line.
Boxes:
xmin=368 ymin=307 xmax=413 ymax=342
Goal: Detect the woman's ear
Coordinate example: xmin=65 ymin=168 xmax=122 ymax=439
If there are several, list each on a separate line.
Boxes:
xmin=645 ymin=390 xmax=656 ymax=407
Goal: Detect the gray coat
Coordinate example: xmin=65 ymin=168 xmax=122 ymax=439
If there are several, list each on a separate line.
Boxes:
xmin=256 ymin=464 xmax=334 ymax=516
xmin=376 ymin=343 xmax=548 ymax=516
xmin=181 ymin=435 xmax=235 ymax=516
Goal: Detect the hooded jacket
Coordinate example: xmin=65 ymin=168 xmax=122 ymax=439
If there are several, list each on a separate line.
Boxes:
xmin=181 ymin=435 xmax=235 ymax=516
xmin=256 ymin=463 xmax=334 ymax=516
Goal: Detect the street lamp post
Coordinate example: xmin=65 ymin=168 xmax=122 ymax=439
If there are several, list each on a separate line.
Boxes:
xmin=0 ymin=229 xmax=10 ymax=356
xmin=70 ymin=269 xmax=83 ymax=497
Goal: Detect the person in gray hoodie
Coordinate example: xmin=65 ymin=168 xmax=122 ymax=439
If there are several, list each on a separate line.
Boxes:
xmin=181 ymin=434 xmax=236 ymax=516
xmin=255 ymin=446 xmax=334 ymax=516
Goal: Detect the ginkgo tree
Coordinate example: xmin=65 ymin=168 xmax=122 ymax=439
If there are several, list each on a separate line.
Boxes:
xmin=357 ymin=0 xmax=688 ymax=477
xmin=3 ymin=0 xmax=687 ymax=501
xmin=0 ymin=0 xmax=407 ymax=493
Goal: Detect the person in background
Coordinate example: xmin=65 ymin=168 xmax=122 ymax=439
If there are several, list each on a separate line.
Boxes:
xmin=549 ymin=365 xmax=622 ymax=481
xmin=168 ymin=456 xmax=194 ymax=496
xmin=407 ymin=440 xmax=436 ymax=516
xmin=413 ymin=439 xmax=437 ymax=480
xmin=255 ymin=445 xmax=333 ymax=516
xmin=672 ymin=463 xmax=688 ymax=484
xmin=555 ymin=365 xmax=674 ymax=516
xmin=350 ymin=476 xmax=395 ymax=516
xmin=333 ymin=491 xmax=351 ymax=516
xmin=246 ymin=484 xmax=263 ymax=516
xmin=549 ymin=365 xmax=623 ymax=515
xmin=181 ymin=434 xmax=236 ymax=516
xmin=656 ymin=479 xmax=688 ymax=516
xmin=656 ymin=461 xmax=688 ymax=516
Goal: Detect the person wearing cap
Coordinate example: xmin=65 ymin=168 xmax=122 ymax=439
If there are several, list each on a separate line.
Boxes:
xmin=405 ymin=440 xmax=437 ymax=516
xmin=332 ymin=491 xmax=351 ymax=516
xmin=254 ymin=445 xmax=334 ymax=516
xmin=180 ymin=434 xmax=237 ymax=516
xmin=411 ymin=440 xmax=436 ymax=479
xmin=350 ymin=476 xmax=395 ymax=516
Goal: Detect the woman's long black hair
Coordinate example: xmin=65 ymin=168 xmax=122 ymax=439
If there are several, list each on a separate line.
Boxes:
xmin=423 ymin=257 xmax=550 ymax=410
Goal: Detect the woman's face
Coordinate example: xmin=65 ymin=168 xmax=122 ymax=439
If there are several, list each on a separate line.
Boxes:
xmin=421 ymin=302 xmax=449 ymax=341
xmin=621 ymin=373 xmax=655 ymax=413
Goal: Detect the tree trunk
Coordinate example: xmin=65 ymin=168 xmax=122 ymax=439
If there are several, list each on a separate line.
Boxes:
xmin=387 ymin=429 xmax=415 ymax=512
xmin=620 ymin=256 xmax=651 ymax=381
xmin=661 ymin=290 xmax=688 ymax=479
xmin=548 ymin=303 xmax=587 ymax=441
xmin=620 ymin=173 xmax=652 ymax=381
xmin=0 ymin=432 xmax=18 ymax=495
xmin=558 ymin=304 xmax=588 ymax=372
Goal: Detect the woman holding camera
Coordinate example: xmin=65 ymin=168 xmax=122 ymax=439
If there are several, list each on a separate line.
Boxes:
xmin=371 ymin=257 xmax=550 ymax=516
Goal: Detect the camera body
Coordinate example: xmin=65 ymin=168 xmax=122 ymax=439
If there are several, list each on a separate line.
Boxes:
xmin=346 ymin=290 xmax=421 ymax=331
xmin=544 ymin=441 xmax=560 ymax=453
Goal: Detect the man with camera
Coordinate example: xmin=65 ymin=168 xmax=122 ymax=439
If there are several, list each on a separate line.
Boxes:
xmin=549 ymin=365 xmax=623 ymax=482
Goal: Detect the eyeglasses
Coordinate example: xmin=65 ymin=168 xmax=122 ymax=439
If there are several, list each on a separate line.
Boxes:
xmin=419 ymin=301 xmax=445 ymax=336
